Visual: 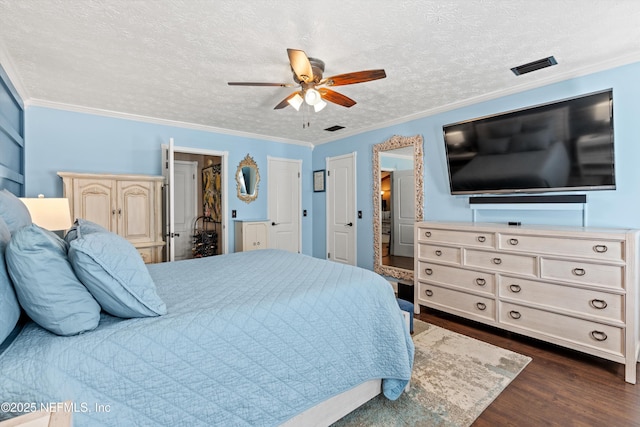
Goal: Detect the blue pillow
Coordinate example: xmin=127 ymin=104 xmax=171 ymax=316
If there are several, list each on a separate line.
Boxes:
xmin=6 ymin=224 xmax=101 ymax=336
xmin=0 ymin=189 xmax=32 ymax=234
xmin=69 ymin=231 xmax=166 ymax=318
xmin=0 ymin=216 xmax=20 ymax=344
xmin=64 ymin=218 xmax=109 ymax=244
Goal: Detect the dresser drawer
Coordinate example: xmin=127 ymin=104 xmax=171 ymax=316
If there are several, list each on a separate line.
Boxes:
xmin=418 ymin=261 xmax=495 ymax=295
xmin=417 ymin=227 xmax=494 ymax=248
xmin=499 ymin=276 xmax=623 ymax=323
xmin=499 ymin=233 xmax=624 ymax=262
xmin=500 ymin=302 xmax=624 ymax=358
xmin=540 ymin=259 xmax=623 ymax=289
xmin=417 ymin=244 xmax=461 ymax=265
xmin=465 ymin=249 xmax=537 ymax=277
xmin=419 ymin=283 xmax=495 ymax=322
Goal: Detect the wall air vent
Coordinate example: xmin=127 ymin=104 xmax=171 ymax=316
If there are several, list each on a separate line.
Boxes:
xmin=324 ymin=125 xmax=345 ymax=132
xmin=511 ymin=56 xmax=557 ymax=76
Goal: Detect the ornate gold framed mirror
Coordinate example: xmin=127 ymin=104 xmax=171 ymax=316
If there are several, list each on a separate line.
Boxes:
xmin=236 ymin=154 xmax=260 ymax=203
xmin=372 ymin=135 xmax=424 ymax=281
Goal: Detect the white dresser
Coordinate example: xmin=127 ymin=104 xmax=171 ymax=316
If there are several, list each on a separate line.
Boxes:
xmin=234 ymin=220 xmax=269 ymax=252
xmin=414 ymin=221 xmax=640 ymax=383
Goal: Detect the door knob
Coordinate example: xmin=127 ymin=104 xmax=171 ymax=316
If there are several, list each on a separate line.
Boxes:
xmin=271 ymin=222 xmax=279 ymax=226
xmin=346 ymin=222 xmax=353 ymax=227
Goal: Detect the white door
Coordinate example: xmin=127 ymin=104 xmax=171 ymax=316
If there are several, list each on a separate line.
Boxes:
xmin=173 ymin=161 xmax=197 ymax=260
xmin=392 ymin=169 xmax=415 ymax=257
xmin=268 ymin=157 xmax=301 ymax=253
xmin=326 ymin=153 xmax=356 ymax=265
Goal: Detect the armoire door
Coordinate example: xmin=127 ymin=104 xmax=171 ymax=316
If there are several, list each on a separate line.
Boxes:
xmin=73 ymin=178 xmax=116 ymax=231
xmin=117 ymin=180 xmax=155 ymax=244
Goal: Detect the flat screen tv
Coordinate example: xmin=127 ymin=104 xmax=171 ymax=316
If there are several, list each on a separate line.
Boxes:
xmin=443 ymin=89 xmax=615 ymax=195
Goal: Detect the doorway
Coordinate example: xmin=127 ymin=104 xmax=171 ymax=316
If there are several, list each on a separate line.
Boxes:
xmin=162 ymin=143 xmax=228 ymax=262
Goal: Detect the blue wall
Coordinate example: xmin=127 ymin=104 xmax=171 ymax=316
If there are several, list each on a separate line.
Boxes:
xmin=313 ymin=61 xmax=640 ymax=271
xmin=21 ymin=61 xmax=640 ymax=269
xmin=24 ymin=107 xmax=314 ymax=254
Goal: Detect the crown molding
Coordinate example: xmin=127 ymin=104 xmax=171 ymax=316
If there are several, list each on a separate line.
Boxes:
xmin=24 ymin=98 xmax=314 ymax=148
xmin=0 ymin=44 xmax=28 ymax=108
xmin=13 ymin=52 xmax=640 ymax=149
xmin=313 ymin=52 xmax=640 ymax=146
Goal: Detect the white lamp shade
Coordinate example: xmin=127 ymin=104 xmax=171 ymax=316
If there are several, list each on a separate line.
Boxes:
xmin=20 ymin=197 xmax=72 ymax=231
xmin=287 ymin=93 xmax=304 ymax=111
xmin=304 ymin=88 xmax=322 ymax=106
xmin=313 ymin=99 xmax=327 ymax=112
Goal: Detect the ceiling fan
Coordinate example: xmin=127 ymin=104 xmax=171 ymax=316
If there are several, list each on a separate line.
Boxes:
xmin=228 ymin=48 xmax=386 ymax=112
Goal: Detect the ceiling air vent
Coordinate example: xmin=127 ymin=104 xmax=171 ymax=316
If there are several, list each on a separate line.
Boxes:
xmin=324 ymin=125 xmax=345 ymax=132
xmin=511 ymin=56 xmax=557 ymax=76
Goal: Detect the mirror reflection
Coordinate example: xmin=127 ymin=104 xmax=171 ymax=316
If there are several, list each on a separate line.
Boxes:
xmin=373 ymin=135 xmax=423 ymax=282
xmin=236 ymin=154 xmax=260 ymax=203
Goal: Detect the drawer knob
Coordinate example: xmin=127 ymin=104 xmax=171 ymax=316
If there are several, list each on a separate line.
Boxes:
xmin=590 ymin=330 xmax=608 ymax=342
xmin=509 ymin=310 xmax=522 ymax=320
xmin=593 ymin=244 xmax=608 ymax=253
xmin=492 ymin=257 xmax=502 ymax=265
xmin=572 ymin=267 xmax=586 ymax=276
xmin=476 ymin=302 xmax=487 ymax=311
xmin=475 ymin=278 xmax=486 ymax=286
xmin=509 ymin=284 xmax=522 ymax=293
xmin=590 ymin=299 xmax=608 ymax=310
xmin=435 ymin=250 xmax=442 ymax=256
xmin=424 ymin=268 xmax=433 ymax=275
xmin=508 ymin=238 xmax=519 ymax=245
xmin=477 ymin=235 xmax=486 ymax=243
xmin=425 ymin=289 xmax=433 ymax=297
xmin=425 ymin=231 xmax=432 ymax=237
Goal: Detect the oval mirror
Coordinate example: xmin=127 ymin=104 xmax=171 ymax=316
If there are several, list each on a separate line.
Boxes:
xmin=236 ymin=154 xmax=260 ymax=203
xmin=372 ymin=135 xmax=424 ymax=282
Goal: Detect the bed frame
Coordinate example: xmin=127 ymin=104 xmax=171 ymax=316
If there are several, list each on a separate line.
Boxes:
xmin=281 ymin=379 xmax=381 ymax=426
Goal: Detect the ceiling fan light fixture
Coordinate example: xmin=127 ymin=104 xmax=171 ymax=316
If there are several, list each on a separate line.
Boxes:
xmin=288 ymin=93 xmax=304 ymax=111
xmin=313 ymin=99 xmax=327 ymax=112
xmin=304 ymin=88 xmax=322 ymax=106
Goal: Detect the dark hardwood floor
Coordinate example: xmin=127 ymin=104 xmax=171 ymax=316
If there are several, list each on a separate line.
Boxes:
xmin=415 ymin=307 xmax=640 ymax=427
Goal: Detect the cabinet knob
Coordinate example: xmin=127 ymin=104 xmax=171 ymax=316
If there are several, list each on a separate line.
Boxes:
xmin=475 ymin=278 xmax=486 ymax=286
xmin=425 ymin=231 xmax=432 ymax=238
xmin=590 ymin=330 xmax=608 ymax=342
xmin=492 ymin=257 xmax=502 ymax=265
xmin=476 ymin=302 xmax=487 ymax=311
xmin=424 ymin=289 xmax=433 ymax=297
xmin=593 ymin=244 xmax=608 ymax=253
xmin=508 ymin=238 xmax=519 ymax=245
xmin=435 ymin=250 xmax=442 ymax=256
xmin=590 ymin=299 xmax=608 ymax=310
xmin=424 ymin=268 xmax=433 ymax=275
xmin=477 ymin=235 xmax=486 ymax=243
xmin=509 ymin=310 xmax=522 ymax=320
xmin=509 ymin=284 xmax=522 ymax=293
xmin=572 ymin=267 xmax=586 ymax=276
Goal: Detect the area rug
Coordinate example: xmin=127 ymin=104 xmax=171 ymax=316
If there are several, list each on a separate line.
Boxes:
xmin=331 ymin=319 xmax=531 ymax=427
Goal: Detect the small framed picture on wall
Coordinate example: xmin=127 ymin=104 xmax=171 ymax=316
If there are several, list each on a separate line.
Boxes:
xmin=313 ymin=169 xmax=325 ymax=192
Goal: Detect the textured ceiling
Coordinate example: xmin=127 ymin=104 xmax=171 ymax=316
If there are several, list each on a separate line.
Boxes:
xmin=0 ymin=1 xmax=639 ymax=146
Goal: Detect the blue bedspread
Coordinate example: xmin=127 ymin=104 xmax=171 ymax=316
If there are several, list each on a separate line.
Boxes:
xmin=0 ymin=250 xmax=414 ymax=426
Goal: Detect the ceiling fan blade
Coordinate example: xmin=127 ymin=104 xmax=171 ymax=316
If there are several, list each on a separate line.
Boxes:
xmin=228 ymin=82 xmax=294 ymax=87
xmin=273 ymin=92 xmax=301 ymax=110
xmin=319 ymin=88 xmax=357 ymax=108
xmin=322 ymin=69 xmax=386 ymax=86
xmin=287 ymin=48 xmax=314 ymax=83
